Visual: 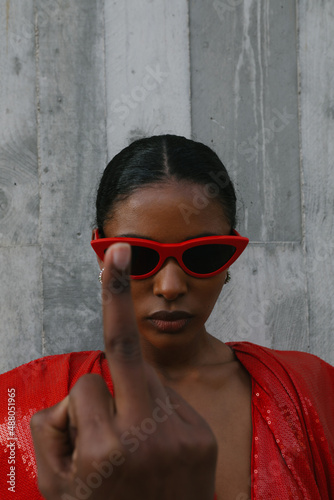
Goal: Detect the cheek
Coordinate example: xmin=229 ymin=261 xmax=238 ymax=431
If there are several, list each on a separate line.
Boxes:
xmin=197 ymin=277 xmax=225 ymax=307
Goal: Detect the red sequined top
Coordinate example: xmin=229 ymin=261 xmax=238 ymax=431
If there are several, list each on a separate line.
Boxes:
xmin=0 ymin=342 xmax=333 ymax=499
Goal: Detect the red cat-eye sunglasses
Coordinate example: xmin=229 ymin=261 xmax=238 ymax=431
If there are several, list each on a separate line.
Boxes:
xmin=91 ymin=229 xmax=249 ymax=279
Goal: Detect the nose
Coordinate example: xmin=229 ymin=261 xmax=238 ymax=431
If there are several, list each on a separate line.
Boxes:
xmin=152 ymin=257 xmax=188 ymax=301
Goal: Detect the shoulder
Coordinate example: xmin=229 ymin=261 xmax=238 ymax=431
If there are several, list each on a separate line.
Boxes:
xmin=227 ymin=341 xmax=334 ymax=387
xmin=0 ymin=350 xmax=106 ymax=416
xmin=0 ymin=350 xmax=104 ymax=382
xmin=228 ymin=341 xmax=334 ymax=439
xmin=228 ymin=343 xmax=334 ymax=491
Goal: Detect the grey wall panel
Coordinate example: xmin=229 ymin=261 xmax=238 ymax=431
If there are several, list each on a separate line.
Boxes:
xmin=0 ymin=0 xmax=333 ymax=370
xmin=0 ymin=1 xmax=42 ymax=372
xmin=298 ymin=0 xmax=334 ymax=364
xmin=189 ymin=0 xmax=301 ymax=242
xmin=189 ymin=0 xmax=318 ymax=357
xmin=0 ymin=247 xmax=42 ymax=372
xmin=35 ymin=0 xmax=107 ymax=355
xmin=0 ymin=0 xmax=39 ymax=244
xmin=104 ymin=0 xmax=191 ymax=159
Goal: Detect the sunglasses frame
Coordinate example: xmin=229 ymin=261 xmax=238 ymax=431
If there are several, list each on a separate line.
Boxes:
xmin=91 ymin=229 xmax=249 ymax=279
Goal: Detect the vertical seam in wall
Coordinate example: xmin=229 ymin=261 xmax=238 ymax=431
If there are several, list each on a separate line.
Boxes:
xmin=257 ymin=0 xmax=266 ymax=242
xmin=295 ymin=0 xmax=310 ymax=352
xmin=34 ymin=0 xmax=45 ymax=356
xmin=102 ymin=0 xmax=109 ymax=165
xmin=186 ymin=0 xmax=193 ymax=139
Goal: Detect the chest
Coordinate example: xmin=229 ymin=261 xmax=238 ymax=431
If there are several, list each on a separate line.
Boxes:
xmin=164 ymin=371 xmax=253 ymax=500
xmin=207 ymin=400 xmax=252 ymax=500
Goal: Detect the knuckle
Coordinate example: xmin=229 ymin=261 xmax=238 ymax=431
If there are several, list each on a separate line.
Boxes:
xmin=198 ymin=432 xmax=218 ymax=460
xmin=106 ymin=333 xmax=142 ymax=362
xmin=170 ymin=427 xmax=218 ymax=465
xmin=78 ymin=441 xmax=107 ymax=465
xmin=145 ymin=434 xmax=186 ymax=465
xmin=37 ymin=479 xmax=60 ymax=498
xmin=30 ymin=408 xmax=49 ymax=431
xmin=78 ymin=435 xmax=122 ymax=471
xmin=71 ymin=373 xmax=105 ymax=392
xmin=190 ymin=429 xmax=218 ymax=466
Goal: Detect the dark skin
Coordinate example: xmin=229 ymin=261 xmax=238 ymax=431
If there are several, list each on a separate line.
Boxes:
xmin=100 ymin=181 xmax=252 ymax=499
xmin=30 ymin=179 xmax=251 ymax=499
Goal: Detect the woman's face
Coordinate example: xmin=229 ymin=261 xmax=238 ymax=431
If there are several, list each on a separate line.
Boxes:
xmin=101 ymin=180 xmax=231 ymax=355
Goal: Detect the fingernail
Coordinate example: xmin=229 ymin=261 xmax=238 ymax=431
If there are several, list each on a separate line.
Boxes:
xmin=113 ymin=243 xmax=131 ymax=271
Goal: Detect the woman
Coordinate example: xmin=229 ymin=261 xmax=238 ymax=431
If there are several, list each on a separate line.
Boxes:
xmin=1 ymin=135 xmax=334 ymax=499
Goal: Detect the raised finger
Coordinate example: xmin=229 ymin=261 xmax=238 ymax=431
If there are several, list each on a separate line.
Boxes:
xmin=102 ymin=243 xmax=150 ymax=416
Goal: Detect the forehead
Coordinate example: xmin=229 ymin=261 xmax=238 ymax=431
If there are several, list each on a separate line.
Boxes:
xmin=104 ymin=180 xmax=230 ymax=241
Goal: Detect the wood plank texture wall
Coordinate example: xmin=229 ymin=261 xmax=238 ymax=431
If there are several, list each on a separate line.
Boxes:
xmin=0 ymin=0 xmax=333 ymax=373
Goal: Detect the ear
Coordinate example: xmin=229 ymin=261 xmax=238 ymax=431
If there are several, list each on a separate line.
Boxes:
xmin=91 ymin=228 xmax=99 ymax=240
xmin=91 ymin=228 xmax=104 ymax=270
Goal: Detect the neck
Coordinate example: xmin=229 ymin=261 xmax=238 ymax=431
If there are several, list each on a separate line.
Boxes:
xmin=140 ymin=330 xmax=233 ymax=380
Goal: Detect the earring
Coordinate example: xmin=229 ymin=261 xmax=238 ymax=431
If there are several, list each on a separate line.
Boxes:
xmin=224 ymin=271 xmax=231 ymax=284
xmin=99 ymin=268 xmax=104 ymax=284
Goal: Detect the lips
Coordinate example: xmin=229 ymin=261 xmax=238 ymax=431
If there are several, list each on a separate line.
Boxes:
xmin=148 ymin=310 xmax=193 ymax=333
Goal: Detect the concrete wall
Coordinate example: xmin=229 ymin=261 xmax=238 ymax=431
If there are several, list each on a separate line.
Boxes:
xmin=1 ymin=0 xmax=333 ymax=372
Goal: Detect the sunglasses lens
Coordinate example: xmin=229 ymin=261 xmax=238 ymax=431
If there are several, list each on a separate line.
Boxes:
xmin=130 ymin=245 xmax=160 ymax=276
xmin=183 ymin=244 xmax=236 ymax=274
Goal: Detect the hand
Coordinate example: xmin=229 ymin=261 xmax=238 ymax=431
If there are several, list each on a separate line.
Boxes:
xmin=30 ymin=243 xmax=218 ymax=500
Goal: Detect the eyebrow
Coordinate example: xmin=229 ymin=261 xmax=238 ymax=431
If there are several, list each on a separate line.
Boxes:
xmin=116 ymin=232 xmax=221 ymax=241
